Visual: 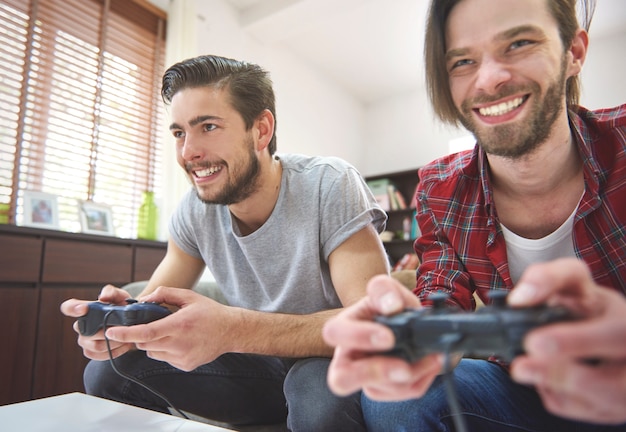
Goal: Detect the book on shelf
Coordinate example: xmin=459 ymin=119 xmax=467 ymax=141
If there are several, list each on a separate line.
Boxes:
xmin=408 ymin=181 xmax=420 ymax=209
xmin=396 ymin=189 xmax=408 ymax=209
xmin=410 ymin=209 xmax=421 ymax=239
xmin=387 ymin=185 xmax=407 ymax=210
xmin=367 ymin=178 xmax=391 ymax=211
xmin=367 ymin=178 xmax=407 ymax=211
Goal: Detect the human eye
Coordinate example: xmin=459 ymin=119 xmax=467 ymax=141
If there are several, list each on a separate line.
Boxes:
xmin=509 ymin=39 xmax=534 ymax=50
xmin=453 ymin=58 xmax=474 ymax=68
xmin=202 ymin=123 xmax=217 ymax=132
xmin=448 ymin=57 xmax=474 ymax=74
xmin=171 ymin=129 xmax=184 ymax=139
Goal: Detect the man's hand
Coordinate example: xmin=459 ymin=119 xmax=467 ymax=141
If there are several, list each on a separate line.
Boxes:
xmin=103 ymin=287 xmax=233 ymax=371
xmin=59 ymin=284 xmax=135 ymax=361
xmin=323 ymin=274 xmax=443 ymax=400
xmin=509 ymin=258 xmax=626 ymax=425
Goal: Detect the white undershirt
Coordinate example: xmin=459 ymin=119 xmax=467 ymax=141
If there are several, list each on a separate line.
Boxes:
xmin=501 ymin=204 xmax=579 ymax=284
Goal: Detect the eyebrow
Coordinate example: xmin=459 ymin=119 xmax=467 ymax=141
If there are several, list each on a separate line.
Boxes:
xmin=445 ymin=24 xmax=545 ymax=61
xmin=169 ymin=115 xmax=222 ymax=130
xmin=498 ymin=24 xmax=544 ymax=41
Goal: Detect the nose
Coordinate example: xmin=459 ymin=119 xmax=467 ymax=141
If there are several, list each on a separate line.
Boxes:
xmin=474 ymin=57 xmax=512 ymax=94
xmin=180 ymin=134 xmax=203 ymax=162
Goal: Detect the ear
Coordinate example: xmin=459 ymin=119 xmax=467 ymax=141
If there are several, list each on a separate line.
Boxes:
xmin=253 ymin=109 xmax=275 ymax=152
xmin=567 ymin=28 xmax=588 ymax=77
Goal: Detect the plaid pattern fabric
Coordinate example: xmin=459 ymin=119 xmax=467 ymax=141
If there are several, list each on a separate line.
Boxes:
xmin=413 ymin=104 xmax=626 ymax=310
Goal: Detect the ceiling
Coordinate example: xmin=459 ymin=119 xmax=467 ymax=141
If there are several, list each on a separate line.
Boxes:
xmin=154 ymin=0 xmax=626 ymax=105
xmin=227 ymin=0 xmax=429 ymax=103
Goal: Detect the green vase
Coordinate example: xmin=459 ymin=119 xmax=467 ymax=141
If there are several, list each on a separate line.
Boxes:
xmin=137 ymin=191 xmax=158 ymax=240
xmin=0 ymin=203 xmax=9 ymax=224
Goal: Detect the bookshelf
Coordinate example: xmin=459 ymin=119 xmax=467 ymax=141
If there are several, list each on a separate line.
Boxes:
xmin=365 ymin=168 xmax=421 ymax=267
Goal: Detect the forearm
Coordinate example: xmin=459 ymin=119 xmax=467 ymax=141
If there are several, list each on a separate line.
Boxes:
xmin=137 ymin=274 xmax=196 ymax=298
xmin=137 ymin=240 xmax=205 ymax=298
xmin=226 ymin=307 xmax=340 ymax=357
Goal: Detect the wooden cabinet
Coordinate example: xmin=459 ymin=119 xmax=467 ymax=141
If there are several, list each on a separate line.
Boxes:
xmin=0 ymin=286 xmax=38 ymax=405
xmin=0 ymin=225 xmax=167 ymax=405
xmin=366 ymin=168 xmax=421 ymax=266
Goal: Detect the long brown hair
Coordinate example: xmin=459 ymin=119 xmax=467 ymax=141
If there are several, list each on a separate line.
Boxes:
xmin=424 ymin=0 xmax=596 ymax=126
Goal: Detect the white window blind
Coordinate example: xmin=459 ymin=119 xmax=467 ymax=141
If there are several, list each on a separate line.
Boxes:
xmin=0 ymin=0 xmax=166 ymax=238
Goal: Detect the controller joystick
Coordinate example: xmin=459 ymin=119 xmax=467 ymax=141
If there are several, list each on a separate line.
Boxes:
xmin=77 ymin=299 xmax=172 ymax=336
xmin=429 ymin=292 xmax=448 ymax=310
xmin=487 ymin=290 xmax=508 ymax=308
xmin=375 ymin=292 xmax=576 ymax=363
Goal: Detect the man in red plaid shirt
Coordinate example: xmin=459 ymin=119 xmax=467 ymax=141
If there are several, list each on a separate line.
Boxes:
xmin=323 ymin=0 xmax=626 ymax=430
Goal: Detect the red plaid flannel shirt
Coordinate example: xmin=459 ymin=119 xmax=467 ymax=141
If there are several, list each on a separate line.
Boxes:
xmin=413 ymin=104 xmax=626 ymax=310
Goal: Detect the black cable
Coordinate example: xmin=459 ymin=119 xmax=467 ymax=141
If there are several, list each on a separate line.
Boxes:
xmin=102 ymin=311 xmax=190 ymax=420
xmin=441 ymin=350 xmax=468 ymax=432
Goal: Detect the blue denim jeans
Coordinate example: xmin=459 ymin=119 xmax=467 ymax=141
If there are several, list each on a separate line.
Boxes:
xmin=84 ymin=351 xmax=364 ymax=431
xmin=362 ymin=358 xmax=626 ymax=432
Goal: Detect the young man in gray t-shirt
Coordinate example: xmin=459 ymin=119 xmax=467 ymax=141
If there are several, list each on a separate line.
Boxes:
xmin=62 ymin=54 xmax=389 ymax=431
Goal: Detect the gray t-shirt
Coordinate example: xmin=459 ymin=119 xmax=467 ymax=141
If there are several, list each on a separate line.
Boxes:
xmin=169 ymin=153 xmax=387 ymax=314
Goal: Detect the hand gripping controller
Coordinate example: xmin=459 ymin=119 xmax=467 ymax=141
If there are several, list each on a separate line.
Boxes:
xmin=77 ymin=299 xmax=172 ymax=336
xmin=375 ymin=291 xmax=576 ymax=362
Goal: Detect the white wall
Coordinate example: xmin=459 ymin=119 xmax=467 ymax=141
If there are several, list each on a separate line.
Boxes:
xmin=263 ymin=49 xmax=365 ymax=165
xmin=580 ymin=31 xmax=626 ymax=110
xmin=361 ymin=86 xmax=466 ymax=176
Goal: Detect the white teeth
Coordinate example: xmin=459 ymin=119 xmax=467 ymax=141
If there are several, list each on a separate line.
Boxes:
xmin=478 ymin=97 xmax=524 ymax=117
xmin=195 ymin=166 xmax=222 ymax=178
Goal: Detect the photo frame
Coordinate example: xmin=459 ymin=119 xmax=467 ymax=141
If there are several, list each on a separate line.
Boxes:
xmin=22 ymin=191 xmax=60 ymax=229
xmin=79 ymin=201 xmax=115 ymax=236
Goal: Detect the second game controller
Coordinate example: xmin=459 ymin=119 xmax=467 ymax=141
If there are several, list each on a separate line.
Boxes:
xmin=375 ymin=291 xmax=577 ymax=362
xmin=77 ymin=299 xmax=172 ymax=336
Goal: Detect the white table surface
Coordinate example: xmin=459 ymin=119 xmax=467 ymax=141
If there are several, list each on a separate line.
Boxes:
xmin=0 ymin=392 xmax=235 ymax=431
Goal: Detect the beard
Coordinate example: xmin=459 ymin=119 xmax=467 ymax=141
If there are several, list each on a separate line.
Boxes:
xmin=458 ymin=57 xmax=568 ymax=159
xmin=192 ymin=135 xmax=261 ymax=205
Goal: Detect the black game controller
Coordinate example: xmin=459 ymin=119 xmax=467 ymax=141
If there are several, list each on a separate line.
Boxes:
xmin=77 ymin=299 xmax=172 ymax=336
xmin=375 ymin=291 xmax=577 ymax=362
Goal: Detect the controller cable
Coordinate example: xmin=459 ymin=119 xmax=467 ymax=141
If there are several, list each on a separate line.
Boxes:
xmin=102 ymin=311 xmax=190 ymax=420
xmin=441 ymin=344 xmax=468 ymax=432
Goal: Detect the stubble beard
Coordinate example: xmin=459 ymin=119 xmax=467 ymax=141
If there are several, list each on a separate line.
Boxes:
xmin=459 ymin=58 xmax=568 ymax=159
xmin=193 ymin=135 xmax=261 ymax=205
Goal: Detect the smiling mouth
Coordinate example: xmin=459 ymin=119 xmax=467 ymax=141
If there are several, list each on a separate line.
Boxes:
xmin=193 ymin=165 xmax=223 ymax=178
xmin=477 ymin=96 xmax=527 ymax=117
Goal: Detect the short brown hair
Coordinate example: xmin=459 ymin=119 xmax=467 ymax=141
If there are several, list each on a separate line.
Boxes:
xmin=161 ymin=55 xmax=278 ymax=155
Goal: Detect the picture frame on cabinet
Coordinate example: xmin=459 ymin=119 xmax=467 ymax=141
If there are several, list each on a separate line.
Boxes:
xmin=79 ymin=201 xmax=115 ymax=236
xmin=22 ymin=191 xmax=60 ymax=229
